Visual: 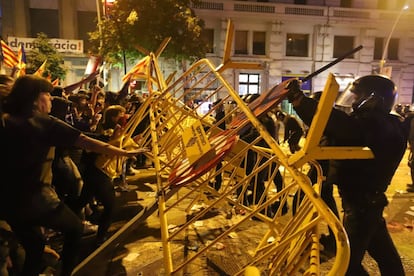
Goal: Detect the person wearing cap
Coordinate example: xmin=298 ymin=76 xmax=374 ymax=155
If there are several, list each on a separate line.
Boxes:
xmin=284 ymin=75 xmax=405 ymax=275
xmin=0 ymin=75 xmax=147 ymax=276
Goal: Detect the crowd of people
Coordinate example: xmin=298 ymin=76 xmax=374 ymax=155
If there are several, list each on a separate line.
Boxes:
xmin=0 ymin=74 xmax=149 ymax=276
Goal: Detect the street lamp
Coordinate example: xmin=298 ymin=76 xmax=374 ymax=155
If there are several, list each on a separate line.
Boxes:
xmin=379 ymin=4 xmax=409 ymax=75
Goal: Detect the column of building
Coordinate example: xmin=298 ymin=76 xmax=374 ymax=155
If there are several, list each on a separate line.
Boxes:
xmin=268 ymin=21 xmax=284 ymax=87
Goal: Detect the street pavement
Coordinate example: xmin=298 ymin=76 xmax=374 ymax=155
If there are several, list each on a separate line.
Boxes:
xmin=74 ymin=148 xmax=414 ymax=275
xmin=380 ymin=149 xmax=414 ymax=275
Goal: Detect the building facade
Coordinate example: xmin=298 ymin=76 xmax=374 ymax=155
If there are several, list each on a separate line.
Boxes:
xmin=1 ymin=0 xmax=414 ymax=103
xmin=194 ymin=0 xmax=414 ymax=104
xmin=1 ymin=0 xmax=99 ymax=87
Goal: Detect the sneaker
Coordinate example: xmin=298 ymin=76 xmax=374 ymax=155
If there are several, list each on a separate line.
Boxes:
xmin=118 ymin=182 xmax=131 ymax=192
xmin=126 ymin=167 xmax=140 ymax=176
xmin=83 ymin=221 xmax=98 ymax=235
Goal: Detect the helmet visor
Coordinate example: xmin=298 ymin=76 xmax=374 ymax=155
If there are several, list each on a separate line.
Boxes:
xmin=335 ymin=82 xmax=356 ymax=108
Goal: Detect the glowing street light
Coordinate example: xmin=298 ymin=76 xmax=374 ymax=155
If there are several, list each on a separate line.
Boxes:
xmin=379 ymin=4 xmax=409 ymax=75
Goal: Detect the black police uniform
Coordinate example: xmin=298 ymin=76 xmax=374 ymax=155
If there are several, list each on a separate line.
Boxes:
xmin=292 ymin=87 xmax=406 ymax=275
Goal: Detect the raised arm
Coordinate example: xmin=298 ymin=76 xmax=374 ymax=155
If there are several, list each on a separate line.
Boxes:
xmin=74 ymin=133 xmax=148 ymax=157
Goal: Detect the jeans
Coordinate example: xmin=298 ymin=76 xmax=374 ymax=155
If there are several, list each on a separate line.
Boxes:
xmin=78 ymin=165 xmax=116 ymax=243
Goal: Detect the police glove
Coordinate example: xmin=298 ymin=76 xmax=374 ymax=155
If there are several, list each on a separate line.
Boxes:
xmin=285 ymin=79 xmax=304 ymax=103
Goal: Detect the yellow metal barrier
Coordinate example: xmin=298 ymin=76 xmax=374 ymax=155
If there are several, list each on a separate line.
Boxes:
xmin=73 ymin=20 xmax=374 ymax=276
xmin=121 ymin=56 xmax=365 ymax=275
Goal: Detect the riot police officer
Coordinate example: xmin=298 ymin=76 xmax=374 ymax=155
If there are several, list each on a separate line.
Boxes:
xmin=284 ymin=74 xmax=406 ymax=276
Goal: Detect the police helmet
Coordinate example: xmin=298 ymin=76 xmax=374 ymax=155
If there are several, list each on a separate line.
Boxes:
xmin=350 ymin=74 xmax=396 ymax=113
xmin=310 ymin=91 xmax=323 ymax=101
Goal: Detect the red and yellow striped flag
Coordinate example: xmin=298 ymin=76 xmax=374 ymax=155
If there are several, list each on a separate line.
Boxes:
xmin=122 ymin=55 xmax=150 ymax=83
xmin=1 ymin=40 xmax=18 ymax=68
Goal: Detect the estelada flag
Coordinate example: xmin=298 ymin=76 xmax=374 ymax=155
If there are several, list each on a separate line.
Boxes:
xmin=33 ymin=59 xmax=47 ymax=77
xmin=15 ymin=44 xmax=26 ymax=77
xmin=0 ymin=40 xmax=18 ymax=68
xmin=51 ymin=78 xmax=60 ymax=86
xmin=122 ymin=55 xmax=150 ymax=83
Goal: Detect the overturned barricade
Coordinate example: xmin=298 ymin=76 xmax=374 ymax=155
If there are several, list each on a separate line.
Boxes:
xmin=73 ymin=22 xmax=370 ymax=276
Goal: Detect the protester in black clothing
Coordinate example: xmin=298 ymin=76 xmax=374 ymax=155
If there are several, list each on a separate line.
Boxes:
xmin=213 ymin=98 xmax=226 ymax=130
xmin=284 ymin=74 xmax=406 ymax=276
xmin=0 ymin=75 xmax=145 ymax=276
xmin=210 ymin=99 xmax=226 ymax=191
xmin=276 ymin=111 xmax=304 ymax=153
xmin=236 ymin=95 xmax=285 ymax=214
xmin=78 ymin=105 xmax=132 ymax=245
xmin=50 ymin=97 xmax=84 ymax=213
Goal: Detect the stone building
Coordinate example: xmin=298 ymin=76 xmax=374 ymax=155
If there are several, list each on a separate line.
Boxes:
xmin=1 ymin=0 xmax=413 ymax=103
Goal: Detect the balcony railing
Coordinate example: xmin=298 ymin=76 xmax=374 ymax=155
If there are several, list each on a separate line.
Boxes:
xmin=192 ymin=0 xmax=412 ymax=22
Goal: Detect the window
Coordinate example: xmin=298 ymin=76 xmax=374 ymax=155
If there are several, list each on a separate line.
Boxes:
xmin=253 ymin=31 xmax=266 ymax=55
xmin=30 ymin=8 xmax=59 ymax=38
xmin=239 ymin=73 xmax=260 ymax=95
xmin=286 ymin=33 xmax=308 ymax=57
xmin=333 ymin=36 xmax=354 ymax=58
xmin=235 ymin=30 xmax=248 ymax=55
xmin=374 ymin=37 xmax=384 ymax=60
xmin=388 ymin=38 xmax=399 ymax=60
xmin=78 ymin=11 xmax=97 ymax=52
xmin=234 ymin=30 xmax=267 ymax=56
xmin=201 ymin=28 xmax=214 ymax=53
xmin=374 ymin=37 xmax=399 ymax=60
xmin=340 ymin=0 xmax=352 ymax=7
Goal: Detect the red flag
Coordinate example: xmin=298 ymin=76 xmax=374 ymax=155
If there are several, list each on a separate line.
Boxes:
xmin=1 ymin=40 xmax=18 ymax=68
